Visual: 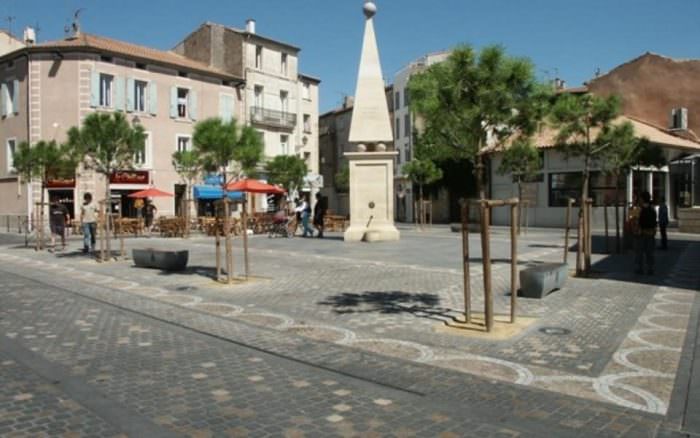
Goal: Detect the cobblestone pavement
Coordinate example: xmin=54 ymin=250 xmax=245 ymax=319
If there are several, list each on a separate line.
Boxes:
xmin=1 ymin=228 xmax=698 ymax=436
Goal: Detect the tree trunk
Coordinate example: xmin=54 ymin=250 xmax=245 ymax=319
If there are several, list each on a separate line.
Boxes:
xmin=476 ymin=149 xmax=486 ymax=201
xmin=614 ymin=176 xmax=621 ymax=254
xmin=104 ymin=181 xmax=112 ymax=261
xmin=419 ymin=184 xmax=424 ymax=229
xmin=580 ymin=153 xmax=591 ymax=276
xmin=39 ymin=182 xmax=45 ymax=250
xmin=517 ymin=180 xmax=523 ymax=235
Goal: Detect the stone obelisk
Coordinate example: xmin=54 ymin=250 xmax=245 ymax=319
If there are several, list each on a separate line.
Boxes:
xmin=344 ymin=1 xmax=400 ymax=242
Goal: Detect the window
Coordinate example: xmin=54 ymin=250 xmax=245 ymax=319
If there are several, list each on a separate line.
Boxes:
xmin=395 ymin=117 xmax=400 ymax=139
xmin=177 ymin=88 xmax=189 ymax=118
xmin=404 ymin=88 xmax=410 ymax=107
xmin=134 ymin=132 xmax=150 ymax=167
xmin=280 ymin=135 xmax=289 ymax=155
xmin=6 ymin=138 xmax=16 ymax=173
xmin=281 ymin=53 xmax=288 ymax=75
xmin=280 ymin=91 xmax=288 ymax=114
xmin=404 ymin=114 xmax=410 ymax=138
xmin=2 ymin=80 xmax=17 ymax=115
xmin=99 ymin=74 xmax=113 ymax=107
xmin=406 ymin=144 xmax=412 ymax=162
xmin=176 ymin=135 xmax=191 ymax=153
xmin=6 ymin=60 xmax=14 ymax=70
xmin=395 ymin=91 xmax=400 ymax=109
xmin=136 ymin=63 xmax=147 ymax=70
xmin=302 ymin=82 xmax=310 ymax=100
xmin=303 ymin=114 xmax=311 ymax=133
xmin=255 ymin=46 xmax=263 ymax=69
xmin=100 ymin=55 xmax=113 ymax=63
xmin=548 ymin=172 xmax=625 ymax=207
xmin=134 ymin=80 xmax=148 ymax=113
xmin=254 ymin=85 xmax=263 ymax=108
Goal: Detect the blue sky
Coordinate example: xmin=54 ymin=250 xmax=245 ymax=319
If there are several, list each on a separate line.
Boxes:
xmin=3 ymin=0 xmax=700 ymax=113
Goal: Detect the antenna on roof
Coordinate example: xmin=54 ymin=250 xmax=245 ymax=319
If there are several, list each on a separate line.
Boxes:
xmin=594 ymin=67 xmax=601 ymax=78
xmin=5 ymin=16 xmax=16 ymax=38
xmin=70 ymin=8 xmax=84 ymax=37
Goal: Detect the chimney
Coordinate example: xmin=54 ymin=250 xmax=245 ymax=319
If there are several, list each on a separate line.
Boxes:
xmin=343 ymin=95 xmax=354 ymax=109
xmin=246 ymin=19 xmax=256 ymax=34
xmin=23 ymin=27 xmax=36 ymax=45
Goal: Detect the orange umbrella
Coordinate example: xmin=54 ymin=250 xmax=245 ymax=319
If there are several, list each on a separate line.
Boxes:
xmin=225 ymin=179 xmax=286 ymax=194
xmin=127 ymin=187 xmax=174 ymax=198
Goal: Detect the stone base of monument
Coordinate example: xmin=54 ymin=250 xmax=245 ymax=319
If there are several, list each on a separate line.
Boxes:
xmin=133 ymin=248 xmax=188 ymax=271
xmin=436 ymin=313 xmax=538 ymax=340
xmin=344 ymin=225 xmax=400 ymax=242
xmin=519 ymin=263 xmax=568 ymax=299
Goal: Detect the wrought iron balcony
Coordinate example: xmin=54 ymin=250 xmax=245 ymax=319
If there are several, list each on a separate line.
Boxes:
xmin=250 ymin=106 xmax=297 ymax=130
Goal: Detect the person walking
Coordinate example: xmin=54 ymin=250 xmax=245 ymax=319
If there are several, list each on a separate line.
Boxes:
xmin=295 ymin=196 xmax=313 ymax=237
xmin=635 ymin=191 xmax=657 ymax=275
xmin=48 ymin=198 xmax=70 ymax=252
xmin=80 ymin=193 xmax=98 ymax=254
xmin=144 ymin=199 xmax=157 ymax=234
xmin=658 ymin=196 xmax=669 ymax=250
xmin=313 ymin=192 xmax=327 ymax=238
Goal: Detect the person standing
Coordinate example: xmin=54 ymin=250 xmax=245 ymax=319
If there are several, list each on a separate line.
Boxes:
xmin=80 ymin=193 xmax=98 ymax=254
xmin=636 ymin=191 xmax=657 ymax=275
xmin=658 ymin=196 xmax=669 ymax=250
xmin=313 ymin=192 xmax=327 ymax=238
xmin=144 ymin=199 xmax=157 ymax=233
xmin=49 ymin=199 xmax=70 ymax=252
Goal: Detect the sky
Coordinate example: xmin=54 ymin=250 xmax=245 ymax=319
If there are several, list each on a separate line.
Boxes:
xmin=2 ymin=0 xmax=700 ymax=113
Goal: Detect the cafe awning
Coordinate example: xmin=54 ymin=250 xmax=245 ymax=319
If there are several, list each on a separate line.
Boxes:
xmin=193 ymin=185 xmax=244 ymax=201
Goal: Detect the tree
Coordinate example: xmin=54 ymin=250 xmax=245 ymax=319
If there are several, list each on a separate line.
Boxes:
xmin=334 ymin=164 xmax=349 ymax=193
xmin=402 ymin=159 xmax=443 ymax=228
xmin=172 ymin=149 xmax=202 ymax=238
xmin=550 ymin=93 xmax=620 ymax=274
xmin=265 ymin=155 xmax=308 ymax=195
xmin=13 ymin=140 xmax=79 ymax=250
xmin=497 ymin=139 xmax=542 ymax=234
xmin=408 ymin=45 xmax=546 ymax=200
xmin=67 ymin=112 xmax=146 ymax=260
xmin=599 ymin=122 xmax=666 ymax=252
xmin=193 ymin=117 xmax=263 ymax=284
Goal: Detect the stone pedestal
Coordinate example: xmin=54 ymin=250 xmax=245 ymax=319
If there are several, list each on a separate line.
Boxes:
xmin=344 ymin=152 xmax=400 ymax=242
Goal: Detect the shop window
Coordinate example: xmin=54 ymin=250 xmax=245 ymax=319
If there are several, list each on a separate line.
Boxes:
xmin=549 ymin=171 xmax=625 ymax=207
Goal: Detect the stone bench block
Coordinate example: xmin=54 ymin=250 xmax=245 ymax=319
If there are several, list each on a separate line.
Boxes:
xmin=133 ymin=248 xmax=189 ymax=271
xmin=519 ymin=263 xmax=568 ymax=299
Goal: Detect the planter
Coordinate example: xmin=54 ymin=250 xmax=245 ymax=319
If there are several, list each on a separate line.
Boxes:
xmin=519 ymin=263 xmax=568 ymax=299
xmin=133 ymin=248 xmax=189 ymax=271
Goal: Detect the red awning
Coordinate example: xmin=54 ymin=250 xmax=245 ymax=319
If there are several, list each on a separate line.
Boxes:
xmin=127 ymin=187 xmax=174 ymax=198
xmin=225 ymin=179 xmax=286 ymax=194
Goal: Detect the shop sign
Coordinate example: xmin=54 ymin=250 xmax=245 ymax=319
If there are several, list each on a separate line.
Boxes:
xmin=110 ymin=170 xmax=150 ymax=185
xmin=46 ymin=177 xmax=76 ymax=188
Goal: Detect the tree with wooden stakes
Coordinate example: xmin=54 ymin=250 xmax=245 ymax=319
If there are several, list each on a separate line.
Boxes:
xmin=193 ymin=117 xmax=263 ymax=285
xmin=549 ymin=93 xmax=620 ymax=276
xmin=598 ymin=122 xmax=666 ymax=253
xmin=497 ymin=139 xmax=542 ymax=235
xmin=66 ymin=113 xmax=146 ymax=262
xmin=402 ymin=158 xmax=442 ymax=229
xmin=12 ymin=140 xmax=79 ymax=251
xmin=172 ymin=149 xmax=202 ymax=238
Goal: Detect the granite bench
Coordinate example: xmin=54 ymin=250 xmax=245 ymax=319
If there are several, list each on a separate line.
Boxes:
xmin=519 ymin=262 xmax=568 ymax=299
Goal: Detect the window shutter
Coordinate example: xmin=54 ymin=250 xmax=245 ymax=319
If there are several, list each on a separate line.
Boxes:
xmin=126 ymin=77 xmax=135 ymax=112
xmin=169 ymin=86 xmax=178 ymax=118
xmin=114 ymin=76 xmax=125 ymax=111
xmin=90 ymin=69 xmax=99 ymax=107
xmin=189 ymin=90 xmax=198 ymax=121
xmin=149 ymin=82 xmax=158 ymax=115
xmin=11 ymin=79 xmax=19 ymax=114
xmin=0 ymin=83 xmax=7 ymax=117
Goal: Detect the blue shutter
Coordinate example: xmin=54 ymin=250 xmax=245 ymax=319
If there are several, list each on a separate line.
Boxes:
xmin=114 ymin=76 xmax=125 ymax=111
xmin=0 ymin=83 xmax=7 ymax=117
xmin=189 ymin=90 xmax=198 ymax=121
xmin=169 ymin=86 xmax=178 ymax=118
xmin=11 ymin=79 xmax=19 ymax=114
xmin=149 ymin=82 xmax=158 ymax=115
xmin=126 ymin=77 xmax=135 ymax=112
xmin=90 ymin=69 xmax=99 ymax=107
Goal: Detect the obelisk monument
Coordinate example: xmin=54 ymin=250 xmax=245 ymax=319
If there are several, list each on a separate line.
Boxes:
xmin=344 ymin=0 xmax=400 ymax=242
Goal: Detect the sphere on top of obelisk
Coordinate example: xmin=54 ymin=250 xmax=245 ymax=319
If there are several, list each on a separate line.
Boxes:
xmin=363 ymin=1 xmax=377 ymax=18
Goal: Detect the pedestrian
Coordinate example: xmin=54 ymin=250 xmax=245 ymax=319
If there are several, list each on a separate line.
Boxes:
xmin=48 ymin=198 xmax=69 ymax=252
xmin=80 ymin=192 xmax=97 ymax=254
xmin=658 ymin=196 xmax=669 ymax=250
xmin=295 ymin=196 xmax=313 ymax=237
xmin=144 ymin=198 xmax=157 ymax=233
xmin=313 ymin=192 xmax=327 ymax=238
xmin=635 ymin=191 xmax=657 ymax=275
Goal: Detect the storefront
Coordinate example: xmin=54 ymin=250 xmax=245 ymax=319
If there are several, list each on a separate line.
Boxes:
xmin=109 ymin=170 xmax=150 ymax=217
xmin=670 ymin=154 xmax=700 ymax=216
xmin=47 ymin=177 xmax=76 ymax=221
xmin=193 ymin=185 xmax=244 ymax=217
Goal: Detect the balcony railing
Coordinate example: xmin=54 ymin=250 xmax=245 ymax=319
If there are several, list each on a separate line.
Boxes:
xmin=250 ymin=107 xmax=297 ymax=130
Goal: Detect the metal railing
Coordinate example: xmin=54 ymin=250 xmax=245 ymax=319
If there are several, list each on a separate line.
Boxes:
xmin=250 ymin=106 xmax=297 ymax=130
xmin=0 ymin=215 xmax=30 ymax=234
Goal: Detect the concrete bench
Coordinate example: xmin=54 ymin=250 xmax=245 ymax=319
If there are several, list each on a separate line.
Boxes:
xmin=133 ymin=248 xmax=189 ymax=272
xmin=519 ymin=263 xmax=568 ymax=299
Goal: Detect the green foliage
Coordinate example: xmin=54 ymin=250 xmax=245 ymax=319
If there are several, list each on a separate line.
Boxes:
xmin=265 ymin=155 xmax=308 ymax=193
xmin=66 ymin=112 xmax=145 ymax=176
xmin=497 ymin=139 xmax=542 ymax=183
xmin=408 ymin=45 xmax=547 ymax=164
xmin=598 ymin=122 xmax=666 ymax=174
xmin=402 ymin=159 xmax=443 ymax=187
xmin=171 ymin=149 xmax=202 ymax=183
xmin=334 ymin=163 xmax=349 ymax=193
xmin=193 ymin=117 xmax=263 ymax=182
xmin=12 ymin=140 xmax=78 ymax=185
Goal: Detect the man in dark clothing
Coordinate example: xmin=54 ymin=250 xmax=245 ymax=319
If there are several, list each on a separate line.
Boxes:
xmin=49 ymin=200 xmax=70 ymax=252
xmin=636 ymin=191 xmax=657 ymax=275
xmin=658 ymin=196 xmax=669 ymax=250
xmin=313 ymin=193 xmax=327 ymax=238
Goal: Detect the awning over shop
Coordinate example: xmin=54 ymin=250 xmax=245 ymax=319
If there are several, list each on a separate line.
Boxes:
xmin=193 ymin=185 xmax=244 ymax=201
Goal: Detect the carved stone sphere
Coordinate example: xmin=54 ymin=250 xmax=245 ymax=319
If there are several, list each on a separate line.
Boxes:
xmin=376 ymin=143 xmax=387 ymax=151
xmin=363 ymin=1 xmax=377 ymax=18
xmin=357 ymin=143 xmax=367 ymax=152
